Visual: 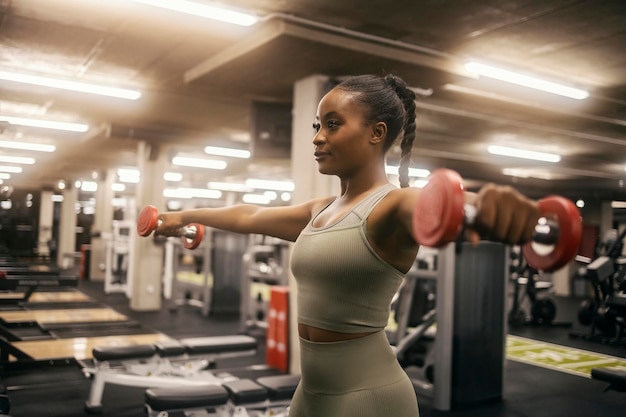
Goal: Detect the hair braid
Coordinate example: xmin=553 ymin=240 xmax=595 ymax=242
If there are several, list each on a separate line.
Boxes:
xmin=385 ymin=75 xmax=417 ymax=188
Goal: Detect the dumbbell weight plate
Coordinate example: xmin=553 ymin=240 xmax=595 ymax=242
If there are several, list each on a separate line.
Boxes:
xmin=137 ymin=205 xmax=159 ymax=237
xmin=522 ymin=196 xmax=582 ymax=272
xmin=182 ymin=224 xmax=205 ymax=250
xmin=412 ymin=169 xmax=465 ymax=247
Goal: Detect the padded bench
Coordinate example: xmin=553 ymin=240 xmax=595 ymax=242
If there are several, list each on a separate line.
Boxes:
xmin=591 ymin=367 xmax=626 ymax=392
xmin=145 ymin=374 xmax=301 ymax=416
xmin=85 ymin=335 xmax=258 ymax=414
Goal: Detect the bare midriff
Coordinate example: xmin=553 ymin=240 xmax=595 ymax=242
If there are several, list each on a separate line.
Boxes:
xmin=298 ymin=323 xmax=376 ymax=342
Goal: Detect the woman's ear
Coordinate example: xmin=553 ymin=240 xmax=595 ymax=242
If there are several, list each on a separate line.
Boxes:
xmin=370 ymin=122 xmax=387 ymax=145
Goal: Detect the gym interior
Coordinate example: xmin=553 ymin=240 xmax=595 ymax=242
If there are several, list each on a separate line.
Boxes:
xmin=0 ymin=1 xmax=626 ymax=416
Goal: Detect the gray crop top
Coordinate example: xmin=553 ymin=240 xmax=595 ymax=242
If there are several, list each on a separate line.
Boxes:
xmin=290 ymin=183 xmax=405 ymax=333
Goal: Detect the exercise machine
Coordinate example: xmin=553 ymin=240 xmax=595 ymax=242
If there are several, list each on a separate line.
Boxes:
xmin=240 ymin=235 xmax=290 ymax=334
xmin=507 ymin=246 xmax=570 ymax=327
xmin=103 ymin=220 xmax=135 ymax=296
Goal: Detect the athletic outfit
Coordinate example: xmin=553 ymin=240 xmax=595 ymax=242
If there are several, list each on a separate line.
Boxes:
xmin=289 ymin=183 xmax=420 ymax=416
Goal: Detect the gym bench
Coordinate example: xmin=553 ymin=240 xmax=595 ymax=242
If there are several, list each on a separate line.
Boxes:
xmin=591 ymin=367 xmax=626 ymax=392
xmin=83 ymin=335 xmax=258 ymax=413
xmin=145 ymin=373 xmax=301 ymax=417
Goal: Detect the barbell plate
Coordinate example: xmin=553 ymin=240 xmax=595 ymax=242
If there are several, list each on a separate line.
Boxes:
xmin=137 ymin=205 xmax=159 ymax=237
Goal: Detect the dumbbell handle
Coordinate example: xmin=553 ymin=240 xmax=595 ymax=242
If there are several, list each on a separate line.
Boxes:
xmin=155 ymin=219 xmax=199 ymax=239
xmin=463 ymin=203 xmax=559 ymax=245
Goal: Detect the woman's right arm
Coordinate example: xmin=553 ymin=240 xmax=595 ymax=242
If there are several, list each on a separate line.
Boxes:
xmin=154 ymin=197 xmax=331 ymax=242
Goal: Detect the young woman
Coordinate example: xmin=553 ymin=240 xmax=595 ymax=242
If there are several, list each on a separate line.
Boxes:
xmin=154 ymin=74 xmax=539 ymax=416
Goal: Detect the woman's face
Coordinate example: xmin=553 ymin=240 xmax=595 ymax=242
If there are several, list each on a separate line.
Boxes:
xmin=313 ymin=88 xmax=379 ymax=177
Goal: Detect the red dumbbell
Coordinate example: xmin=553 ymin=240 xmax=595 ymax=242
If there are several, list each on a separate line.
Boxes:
xmin=137 ymin=205 xmax=205 ymax=250
xmin=412 ymin=168 xmax=582 ymax=272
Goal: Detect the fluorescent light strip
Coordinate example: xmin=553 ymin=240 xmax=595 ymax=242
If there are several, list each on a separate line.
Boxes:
xmin=128 ymin=0 xmax=258 ymax=26
xmin=245 ymin=179 xmax=295 ymax=192
xmin=0 ymin=155 xmax=35 ymax=164
xmin=611 ymin=201 xmax=626 ymax=209
xmin=0 ymin=116 xmax=89 ymax=132
xmin=488 ymin=145 xmax=561 ymax=163
xmin=0 ymin=173 xmax=10 ymax=180
xmin=0 ymin=70 xmax=141 ymax=100
xmin=242 ymin=193 xmax=271 ymax=205
xmin=111 ymin=183 xmax=126 ymax=192
xmin=163 ymin=188 xmax=222 ymax=199
xmin=172 ymin=156 xmax=227 ymax=170
xmin=465 ymin=62 xmax=589 ymax=100
xmin=204 ymin=146 xmax=251 ymax=159
xmin=164 ymin=172 xmax=183 ymax=182
xmin=0 ymin=165 xmax=22 ymax=173
xmin=208 ymin=181 xmax=253 ymax=192
xmin=0 ymin=140 xmax=55 ymax=152
xmin=385 ymin=165 xmax=430 ymax=178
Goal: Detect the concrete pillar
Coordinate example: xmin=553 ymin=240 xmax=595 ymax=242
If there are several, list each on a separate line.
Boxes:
xmin=57 ymin=182 xmax=78 ymax=269
xmin=89 ymin=169 xmax=116 ymax=281
xmin=288 ymin=75 xmax=339 ymax=374
xmin=37 ymin=190 xmax=54 ymax=258
xmin=129 ymin=141 xmax=167 ymax=311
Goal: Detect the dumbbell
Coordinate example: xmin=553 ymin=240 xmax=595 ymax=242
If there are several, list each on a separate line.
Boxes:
xmin=412 ymin=168 xmax=582 ymax=272
xmin=137 ymin=205 xmax=205 ymax=250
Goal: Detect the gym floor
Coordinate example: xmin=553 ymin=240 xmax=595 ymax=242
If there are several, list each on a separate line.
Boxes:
xmin=2 ymin=280 xmax=625 ymax=417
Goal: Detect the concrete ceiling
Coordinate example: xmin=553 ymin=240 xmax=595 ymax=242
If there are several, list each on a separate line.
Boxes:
xmin=1 ymin=0 xmax=626 ymax=203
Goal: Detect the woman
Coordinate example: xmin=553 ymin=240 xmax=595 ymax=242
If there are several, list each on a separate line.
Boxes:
xmin=155 ymin=74 xmax=539 ymax=416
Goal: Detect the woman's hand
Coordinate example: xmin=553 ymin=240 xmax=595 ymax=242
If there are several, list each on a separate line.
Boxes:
xmin=465 ymin=184 xmax=540 ymax=245
xmin=154 ymin=211 xmax=186 ymax=237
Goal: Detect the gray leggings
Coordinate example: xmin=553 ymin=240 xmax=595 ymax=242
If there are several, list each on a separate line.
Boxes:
xmin=288 ymin=330 xmax=420 ymax=417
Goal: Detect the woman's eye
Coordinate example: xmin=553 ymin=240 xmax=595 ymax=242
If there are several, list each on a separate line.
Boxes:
xmin=312 ymin=122 xmax=321 ymax=132
xmin=327 ymin=120 xmax=338 ymax=129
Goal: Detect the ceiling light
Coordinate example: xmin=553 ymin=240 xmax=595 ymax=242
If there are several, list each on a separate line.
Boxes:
xmin=172 ymin=156 xmax=227 ymax=170
xmin=0 ymin=115 xmax=89 ymax=132
xmin=245 ymin=178 xmax=295 ymax=192
xmin=0 ymin=69 xmax=141 ymax=100
xmin=111 ymin=183 xmax=126 ymax=192
xmin=502 ymin=168 xmax=553 ymax=180
xmin=80 ymin=181 xmax=98 ymax=192
xmin=163 ymin=187 xmax=222 ymax=199
xmin=488 ymin=145 xmax=561 ymax=163
xmin=0 ymin=166 xmax=22 ymax=173
xmin=242 ymin=193 xmax=271 ymax=205
xmin=0 ymin=140 xmax=55 ymax=152
xmin=163 ymin=172 xmax=183 ymax=182
xmin=611 ymin=201 xmax=626 ymax=209
xmin=385 ymin=165 xmax=430 ymax=178
xmin=117 ymin=168 xmax=141 ymax=183
xmin=0 ymin=156 xmax=35 ymax=164
xmin=128 ymin=0 xmax=258 ymax=26
xmin=0 ymin=173 xmax=10 ymax=180
xmin=204 ymin=146 xmax=251 ymax=159
xmin=207 ymin=181 xmax=253 ymax=192
xmin=464 ymin=62 xmax=589 ymax=100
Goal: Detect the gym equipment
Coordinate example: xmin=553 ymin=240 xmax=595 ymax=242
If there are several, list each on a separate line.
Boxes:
xmin=507 ymin=246 xmax=570 ymax=327
xmin=82 ymin=335 xmax=258 ymax=413
xmin=240 ymin=235 xmax=290 ymax=334
xmin=163 ymin=236 xmax=214 ymax=316
xmin=391 ymin=241 xmax=509 ymax=411
xmin=591 ymin=367 xmax=626 ymax=392
xmin=144 ymin=374 xmax=299 ymax=417
xmin=137 ymin=205 xmax=205 ymax=250
xmin=412 ymin=168 xmax=582 ymax=272
xmin=571 ymin=228 xmax=626 ymax=346
xmin=103 ymin=220 xmax=134 ymax=296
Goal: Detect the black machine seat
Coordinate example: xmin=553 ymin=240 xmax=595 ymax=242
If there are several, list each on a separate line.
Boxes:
xmin=92 ymin=335 xmax=257 ymax=361
xmin=591 ymin=367 xmax=626 ymax=392
xmin=257 ymin=374 xmax=301 ymax=401
xmin=221 ymin=379 xmax=268 ymax=405
xmin=180 ymin=335 xmax=257 ymax=355
xmin=145 ymin=384 xmax=229 ymax=410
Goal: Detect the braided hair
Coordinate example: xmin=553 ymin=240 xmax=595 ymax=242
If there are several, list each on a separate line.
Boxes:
xmin=335 ymin=74 xmax=417 ymax=188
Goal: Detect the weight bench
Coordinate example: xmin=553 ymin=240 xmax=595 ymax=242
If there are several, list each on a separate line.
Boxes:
xmin=145 ymin=373 xmax=300 ymax=417
xmin=84 ymin=335 xmax=258 ymax=413
xmin=591 ymin=367 xmax=626 ymax=392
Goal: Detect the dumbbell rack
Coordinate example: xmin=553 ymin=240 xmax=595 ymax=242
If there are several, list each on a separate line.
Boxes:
xmin=409 ymin=241 xmax=509 ymax=411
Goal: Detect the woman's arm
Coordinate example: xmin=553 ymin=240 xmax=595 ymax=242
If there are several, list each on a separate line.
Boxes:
xmin=154 ymin=197 xmax=332 ymax=243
